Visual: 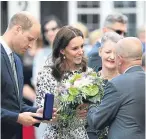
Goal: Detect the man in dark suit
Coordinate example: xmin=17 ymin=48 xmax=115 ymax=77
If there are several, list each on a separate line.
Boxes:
xmin=87 ymin=37 xmax=145 ymax=139
xmin=88 ymin=13 xmax=128 ymax=72
xmin=1 ymin=11 xmax=49 ymax=139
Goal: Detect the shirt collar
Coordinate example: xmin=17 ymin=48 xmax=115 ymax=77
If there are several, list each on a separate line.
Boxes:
xmin=0 ymin=36 xmax=12 ymax=56
xmin=124 ymin=65 xmax=141 ymax=73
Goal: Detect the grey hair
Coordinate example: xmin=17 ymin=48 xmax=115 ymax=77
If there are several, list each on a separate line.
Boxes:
xmin=8 ymin=13 xmax=33 ymax=30
xmin=104 ymin=13 xmax=128 ymax=27
xmin=101 ymin=31 xmax=123 ymax=47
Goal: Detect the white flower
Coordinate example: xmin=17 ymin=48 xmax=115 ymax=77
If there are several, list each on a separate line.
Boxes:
xmin=73 ymin=79 xmax=82 ymax=87
xmin=65 ymin=82 xmax=71 ymax=89
xmin=74 ymin=78 xmax=92 ymax=87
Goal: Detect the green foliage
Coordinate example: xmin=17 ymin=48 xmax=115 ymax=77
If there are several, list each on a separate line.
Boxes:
xmin=69 ymin=87 xmax=79 ymax=96
xmin=81 ymin=85 xmax=99 ymax=96
xmin=56 ymin=69 xmax=104 ymax=131
xmin=69 ymin=74 xmax=81 ymax=84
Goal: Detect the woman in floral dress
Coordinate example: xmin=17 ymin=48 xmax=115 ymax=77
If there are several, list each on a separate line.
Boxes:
xmin=36 ymin=26 xmax=90 ymax=139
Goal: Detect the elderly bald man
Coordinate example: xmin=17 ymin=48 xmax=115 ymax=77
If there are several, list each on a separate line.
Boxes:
xmin=0 ymin=11 xmax=56 ymax=139
xmin=87 ymin=37 xmax=145 ymax=139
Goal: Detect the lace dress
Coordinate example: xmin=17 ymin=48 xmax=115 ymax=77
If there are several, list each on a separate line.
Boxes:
xmin=36 ymin=66 xmax=89 ymax=139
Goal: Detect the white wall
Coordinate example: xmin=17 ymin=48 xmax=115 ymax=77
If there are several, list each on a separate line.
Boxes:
xmin=8 ymin=1 xmax=40 ymax=21
xmin=68 ymin=1 xmax=77 ymax=25
xmin=137 ymin=1 xmax=146 ymax=28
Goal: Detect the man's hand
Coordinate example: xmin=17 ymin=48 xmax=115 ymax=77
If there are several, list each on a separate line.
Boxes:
xmin=17 ymin=112 xmax=41 ymax=126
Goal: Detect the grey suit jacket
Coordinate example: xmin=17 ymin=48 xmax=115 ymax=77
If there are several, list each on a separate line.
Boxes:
xmin=87 ymin=66 xmax=145 ymax=139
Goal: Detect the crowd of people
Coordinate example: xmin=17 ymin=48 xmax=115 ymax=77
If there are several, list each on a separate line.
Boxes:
xmin=1 ymin=11 xmax=145 ymax=139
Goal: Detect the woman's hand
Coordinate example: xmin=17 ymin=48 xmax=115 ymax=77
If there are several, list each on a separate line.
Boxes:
xmin=42 ymin=114 xmax=59 ymax=124
xmin=40 ymin=108 xmax=58 ymax=124
xmin=76 ymin=103 xmax=89 ymax=119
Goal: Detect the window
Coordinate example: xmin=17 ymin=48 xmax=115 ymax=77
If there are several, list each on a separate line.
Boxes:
xmin=114 ymin=1 xmax=137 ymax=36
xmin=125 ymin=14 xmax=136 ymax=36
xmin=77 ymin=1 xmax=101 ymax=31
xmin=114 ymin=1 xmax=136 ymax=8
xmin=78 ymin=1 xmax=100 ymax=8
xmin=69 ymin=1 xmax=145 ymax=37
xmin=78 ymin=14 xmax=100 ymax=31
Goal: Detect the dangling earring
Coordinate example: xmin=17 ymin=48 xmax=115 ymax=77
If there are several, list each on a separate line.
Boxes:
xmin=63 ymin=55 xmax=66 ymax=59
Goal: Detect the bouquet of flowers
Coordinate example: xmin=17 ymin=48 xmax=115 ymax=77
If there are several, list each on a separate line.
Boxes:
xmin=55 ymin=69 xmax=104 ymax=127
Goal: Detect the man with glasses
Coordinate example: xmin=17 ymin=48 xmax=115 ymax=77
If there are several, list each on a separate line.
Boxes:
xmin=88 ymin=13 xmax=128 ymax=72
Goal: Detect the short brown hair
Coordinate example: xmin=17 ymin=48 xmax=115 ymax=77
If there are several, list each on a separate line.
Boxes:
xmin=8 ymin=13 xmax=33 ymax=30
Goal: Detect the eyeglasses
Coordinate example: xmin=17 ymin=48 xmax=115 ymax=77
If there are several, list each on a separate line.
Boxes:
xmin=44 ymin=27 xmax=58 ymax=33
xmin=108 ymin=27 xmax=127 ymax=36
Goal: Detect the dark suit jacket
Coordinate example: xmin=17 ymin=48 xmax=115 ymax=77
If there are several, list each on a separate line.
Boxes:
xmin=87 ymin=66 xmax=145 ymax=139
xmin=1 ymin=44 xmax=37 ymax=139
xmin=87 ymin=42 xmax=102 ymax=72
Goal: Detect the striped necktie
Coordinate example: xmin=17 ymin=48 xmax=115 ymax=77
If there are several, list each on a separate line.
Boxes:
xmin=10 ymin=52 xmax=19 ymax=96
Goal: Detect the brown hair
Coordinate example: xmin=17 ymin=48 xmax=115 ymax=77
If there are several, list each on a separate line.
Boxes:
xmin=48 ymin=26 xmax=87 ymax=81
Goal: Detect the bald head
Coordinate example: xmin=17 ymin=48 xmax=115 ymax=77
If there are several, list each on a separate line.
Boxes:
xmin=8 ymin=11 xmax=40 ymax=30
xmin=116 ymin=37 xmax=143 ymax=60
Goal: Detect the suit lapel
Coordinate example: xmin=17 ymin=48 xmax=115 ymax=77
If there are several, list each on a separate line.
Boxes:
xmin=1 ymin=45 xmax=20 ymax=102
xmin=125 ymin=66 xmax=144 ymax=73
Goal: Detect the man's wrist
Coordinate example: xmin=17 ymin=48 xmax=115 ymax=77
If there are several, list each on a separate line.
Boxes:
xmin=17 ymin=113 xmax=21 ymax=124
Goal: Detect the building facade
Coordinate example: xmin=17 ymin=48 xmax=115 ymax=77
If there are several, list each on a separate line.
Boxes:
xmin=1 ymin=1 xmax=146 ymax=36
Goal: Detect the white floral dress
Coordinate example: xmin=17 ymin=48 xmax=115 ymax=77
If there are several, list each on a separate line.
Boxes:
xmin=36 ymin=66 xmax=89 ymax=139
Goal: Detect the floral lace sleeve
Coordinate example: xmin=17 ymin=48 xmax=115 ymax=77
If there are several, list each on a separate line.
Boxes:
xmin=35 ymin=67 xmax=57 ymax=108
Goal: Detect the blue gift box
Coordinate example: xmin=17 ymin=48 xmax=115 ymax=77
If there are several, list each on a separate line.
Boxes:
xmin=34 ymin=93 xmax=54 ymax=120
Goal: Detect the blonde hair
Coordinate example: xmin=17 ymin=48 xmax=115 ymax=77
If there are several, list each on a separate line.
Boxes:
xmin=89 ymin=29 xmax=102 ymax=45
xmin=72 ymin=22 xmax=88 ymax=38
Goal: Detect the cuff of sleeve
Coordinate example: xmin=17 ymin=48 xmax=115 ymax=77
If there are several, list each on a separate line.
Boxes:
xmin=33 ymin=123 xmax=40 ymax=127
xmin=32 ymin=107 xmax=38 ymax=113
xmin=10 ymin=112 xmax=19 ymax=123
